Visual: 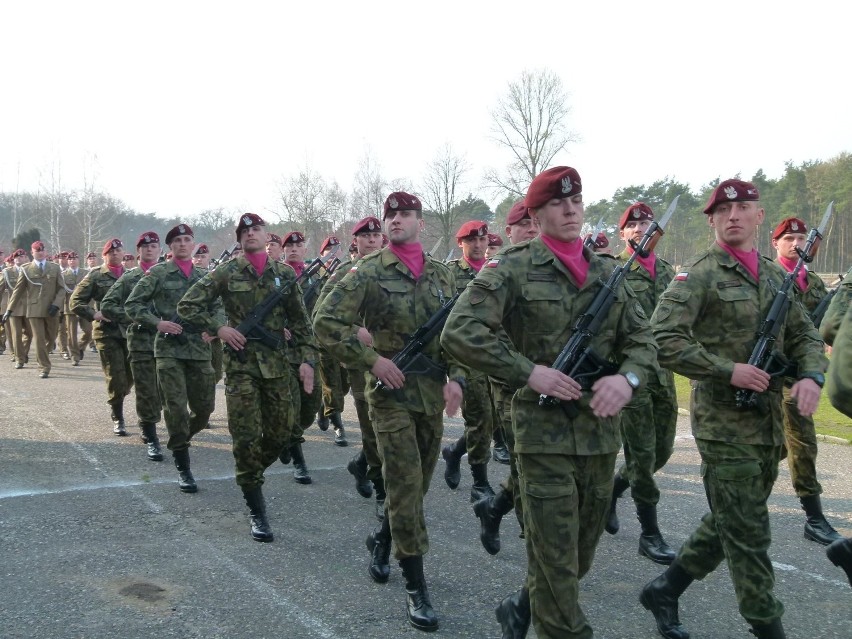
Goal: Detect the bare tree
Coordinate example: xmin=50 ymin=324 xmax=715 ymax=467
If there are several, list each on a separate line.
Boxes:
xmin=71 ymin=156 xmax=120 ymax=255
xmin=420 ymin=144 xmax=470 ymax=258
xmin=484 ymin=68 xmax=579 ymax=198
xmin=38 ymin=157 xmax=71 ymax=253
xmin=350 ymin=147 xmax=388 ymax=218
xmin=276 ymin=164 xmax=350 ymax=253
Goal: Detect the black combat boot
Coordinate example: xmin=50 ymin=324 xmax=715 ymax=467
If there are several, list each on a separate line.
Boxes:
xmin=110 ymin=402 xmax=127 ymax=436
xmin=290 ymin=443 xmax=312 ymax=484
xmin=242 ymin=485 xmax=274 ymax=542
xmin=441 ymin=434 xmax=465 ymax=490
xmin=330 ymin=412 xmax=347 ymax=446
xmin=317 ymin=404 xmax=329 ymax=431
xmin=347 ymin=450 xmax=372 ymax=498
xmin=366 ymin=516 xmax=392 ymax=583
xmin=749 ymin=618 xmax=786 ymax=638
xmin=399 ymin=555 xmax=438 ymax=632
xmin=374 ymin=475 xmax=387 ymax=521
xmin=492 ymin=426 xmax=510 ymax=465
xmin=278 ymin=444 xmax=292 ymax=465
xmin=495 ymin=586 xmax=531 ymax=639
xmin=470 ymin=463 xmax=495 ymax=503
xmin=639 ymin=561 xmax=693 ymax=639
xmin=826 ymin=537 xmax=852 ymax=587
xmin=473 ymin=488 xmax=514 ymax=555
xmin=637 ymin=504 xmax=676 ymax=565
xmin=801 ymin=495 xmax=842 ymax=545
xmin=140 ymin=422 xmax=163 ymax=462
xmin=605 ymin=473 xmax=630 ymax=534
xmin=172 ymin=448 xmax=198 ymax=493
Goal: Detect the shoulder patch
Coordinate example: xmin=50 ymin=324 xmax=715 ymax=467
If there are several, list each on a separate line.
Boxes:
xmin=675 ymin=271 xmax=688 ymax=281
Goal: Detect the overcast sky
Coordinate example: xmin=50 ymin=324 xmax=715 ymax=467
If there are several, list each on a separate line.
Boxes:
xmin=1 ymin=1 xmax=849 ymax=219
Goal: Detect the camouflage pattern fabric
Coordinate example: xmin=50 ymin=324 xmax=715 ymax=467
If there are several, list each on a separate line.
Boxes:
xmin=820 ymin=265 xmax=852 ymax=346
xmin=490 ymin=378 xmax=523 ymax=526
xmin=156 ymin=357 xmax=215 ymax=452
xmin=96 ymin=336 xmax=133 ymax=405
xmin=69 ymin=265 xmax=127 ymax=341
xmin=289 ymin=362 xmax=321 ymax=444
xmin=319 ymin=351 xmax=349 ymax=415
xmin=826 ymin=302 xmax=852 ymax=418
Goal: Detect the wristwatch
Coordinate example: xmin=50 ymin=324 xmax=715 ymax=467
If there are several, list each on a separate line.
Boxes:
xmin=799 ymin=372 xmax=825 ymax=388
xmin=622 ymin=371 xmax=641 ymax=390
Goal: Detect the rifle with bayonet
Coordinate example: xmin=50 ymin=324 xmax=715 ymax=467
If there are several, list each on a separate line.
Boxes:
xmin=539 ymin=196 xmax=680 ymax=417
xmin=583 ymin=217 xmax=605 ymax=250
xmin=375 ymin=290 xmax=462 ymax=391
xmin=210 ymin=243 xmax=240 ymax=269
xmin=301 ymin=256 xmax=341 ymax=310
xmin=811 ymin=271 xmax=845 ymax=329
xmin=735 ymin=201 xmax=834 ymax=409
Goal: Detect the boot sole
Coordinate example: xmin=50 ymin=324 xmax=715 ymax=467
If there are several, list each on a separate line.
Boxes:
xmin=804 ymin=528 xmax=842 ymax=546
xmin=179 ymin=485 xmax=198 ymax=493
xmin=251 ymin=533 xmax=274 ymax=543
xmin=639 ymin=548 xmax=676 ymax=565
xmin=407 ymin=617 xmax=439 ymax=632
xmin=293 ymin=477 xmax=312 ymax=485
xmin=148 ymin=455 xmax=164 ymax=462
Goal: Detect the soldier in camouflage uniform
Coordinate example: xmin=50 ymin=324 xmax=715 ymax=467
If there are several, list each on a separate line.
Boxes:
xmin=314 ymin=192 xmax=464 ymax=632
xmin=125 ymin=225 xmax=219 ymax=493
xmin=178 ymin=213 xmax=315 ymax=543
xmin=819 ymin=266 xmax=851 ymax=346
xmin=442 ymin=167 xmax=658 ymax=639
xmin=770 ymin=217 xmax=842 ymax=546
xmin=641 ymin=180 xmax=827 ymax=639
xmin=100 ymin=232 xmax=164 ymax=461
xmin=71 ymin=239 xmax=133 ymax=434
xmin=442 ymin=220 xmax=497 ymax=503
xmin=604 ymin=203 xmax=679 ymax=566
xmin=192 ymin=243 xmax=222 ymax=387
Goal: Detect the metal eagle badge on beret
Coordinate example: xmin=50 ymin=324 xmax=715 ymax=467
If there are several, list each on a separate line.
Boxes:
xmin=561 ymin=177 xmax=573 ymax=194
xmin=368 ymin=220 xmax=377 ymax=231
xmin=242 ymin=215 xmax=253 ymax=226
xmin=724 ymin=186 xmax=738 ymax=199
xmin=791 ymin=221 xmax=799 ymax=231
xmin=388 ymin=196 xmax=398 ymax=209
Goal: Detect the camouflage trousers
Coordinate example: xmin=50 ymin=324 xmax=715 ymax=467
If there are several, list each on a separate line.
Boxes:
xmin=677 ymin=440 xmax=784 ymax=625
xmin=211 ymin=339 xmax=224 ymax=384
xmin=492 ymin=380 xmax=524 ymax=528
xmin=461 ymin=374 xmax=494 ymax=466
xmin=781 ymin=384 xmax=822 ymax=497
xmin=27 ymin=316 xmax=59 ymax=374
xmin=517 ymin=451 xmax=615 ymax=639
xmin=8 ymin=316 xmax=32 ymax=363
xmin=372 ymin=404 xmax=443 ymax=559
xmin=289 ymin=364 xmax=321 ymax=444
xmin=96 ymin=337 xmax=133 ymax=405
xmin=157 ymin=357 xmax=215 ymax=452
xmin=319 ymin=351 xmax=349 ymax=414
xmin=615 ymin=379 xmax=678 ymax=506
xmin=129 ymin=350 xmax=162 ymax=425
xmin=225 ymin=370 xmax=296 ymax=489
xmin=351 ymin=369 xmax=381 ymax=482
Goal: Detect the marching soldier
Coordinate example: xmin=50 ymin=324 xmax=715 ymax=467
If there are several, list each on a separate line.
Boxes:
xmin=70 ymin=239 xmax=134 ymax=434
xmin=442 ymin=167 xmax=658 ymax=639
xmin=605 ymin=203 xmax=679 ymax=566
xmin=0 ymin=252 xmax=8 ymax=355
xmin=641 ymin=179 xmax=827 ymax=639
xmin=314 ymin=191 xmax=464 ymax=632
xmin=2 ymin=250 xmax=33 ymax=366
xmin=771 ymin=217 xmax=842 ymax=545
xmin=178 ymin=213 xmax=315 ymax=542
xmin=56 ymin=251 xmax=71 ymax=359
xmin=485 ymin=232 xmax=503 ymax=259
xmin=265 ymin=233 xmax=284 ymax=262
xmin=819 ymin=266 xmax=851 ymax=345
xmin=100 ymin=232 xmax=165 ymax=461
xmin=61 ymin=252 xmax=88 ymax=365
xmin=7 ymin=241 xmax=65 ymax=378
xmin=191 ymin=244 xmax=211 ymax=270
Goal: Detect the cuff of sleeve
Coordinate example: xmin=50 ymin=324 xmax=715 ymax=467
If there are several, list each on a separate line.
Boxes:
xmin=509 ymin=356 xmax=536 ymax=388
xmin=361 ymin=348 xmax=379 ymax=370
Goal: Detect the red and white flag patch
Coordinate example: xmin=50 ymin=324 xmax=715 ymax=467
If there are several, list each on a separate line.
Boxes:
xmin=486 ymin=258 xmax=501 ymax=268
xmin=675 ymin=272 xmax=689 ymax=281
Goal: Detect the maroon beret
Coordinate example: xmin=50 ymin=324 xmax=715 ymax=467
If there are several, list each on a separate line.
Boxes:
xmin=102 ymin=238 xmax=123 ymax=255
xmin=506 ymin=200 xmax=530 ymax=226
xmin=348 ymin=240 xmax=357 ymax=253
xmin=67 ymin=251 xmax=79 ymax=259
xmin=352 ymin=216 xmax=382 ymax=235
xmin=320 ymin=236 xmax=341 ymax=254
xmin=86 ymin=251 xmax=96 ymax=259
xmin=165 ymin=224 xmax=193 ymax=245
xmin=59 ymin=251 xmax=70 ymax=258
xmin=4 ymin=255 xmax=12 ymax=264
xmin=618 ymin=203 xmax=654 ymax=229
xmin=703 ymin=179 xmax=760 ymax=214
xmin=31 ymin=240 xmax=45 ymax=251
xmin=456 ymin=220 xmax=488 ymax=241
xmin=282 ymin=231 xmax=305 ymax=245
xmin=525 ymin=166 xmax=582 ymax=210
xmin=594 ymin=232 xmax=609 ymax=249
xmin=137 ymin=231 xmax=160 ymax=247
xmin=383 ymin=191 xmax=422 ymax=219
xmin=487 ymin=233 xmax=504 ymax=248
xmin=772 ymin=217 xmax=808 ymax=240
xmin=122 ymin=254 xmax=136 ymax=262
xmin=235 ymin=213 xmax=266 ymax=240
xmin=12 ymin=248 xmax=27 ymax=259
xmin=266 ymin=233 xmax=282 ymax=245
xmin=195 ymin=243 xmax=209 ymax=255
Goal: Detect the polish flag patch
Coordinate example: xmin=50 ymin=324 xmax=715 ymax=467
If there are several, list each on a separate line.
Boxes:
xmin=486 ymin=258 xmax=501 ymax=268
xmin=675 ymin=272 xmax=689 ymax=281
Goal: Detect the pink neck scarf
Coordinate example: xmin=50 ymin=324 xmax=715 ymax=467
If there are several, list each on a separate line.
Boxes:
xmin=540 ymin=235 xmax=588 ymax=287
xmin=286 ymin=260 xmax=305 ymax=278
xmin=245 ymin=252 xmax=268 ymax=277
xmin=140 ymin=261 xmax=156 ymax=273
xmin=778 ymin=255 xmax=809 ymax=291
xmin=466 ymin=257 xmax=487 ymax=273
xmin=718 ymin=241 xmax=759 ymax=282
xmin=108 ymin=265 xmax=124 ymax=279
xmin=173 ymin=258 xmax=194 ymax=279
xmin=628 ymin=246 xmax=657 ymax=280
xmin=389 ymin=242 xmax=425 ymax=280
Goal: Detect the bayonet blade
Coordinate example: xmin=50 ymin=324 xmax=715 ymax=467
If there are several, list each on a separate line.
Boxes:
xmin=656 ymin=194 xmax=680 ymax=231
xmin=816 ymin=201 xmax=834 ymax=237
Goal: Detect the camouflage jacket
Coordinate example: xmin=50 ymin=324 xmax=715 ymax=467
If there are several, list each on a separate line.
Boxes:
xmin=441 ymin=238 xmax=659 ymax=455
xmin=100 ymin=268 xmax=155 ymax=353
xmin=69 ymin=265 xmax=127 ymax=340
xmin=773 ymin=259 xmax=828 ymax=315
xmin=313 ymin=247 xmax=465 ymax=414
xmin=61 ymin=268 xmax=88 ymax=314
xmin=651 ymin=242 xmax=828 ymax=445
xmin=177 ymin=255 xmax=315 ymax=378
xmin=821 ymin=266 xmax=852 ymax=346
xmin=446 ymin=257 xmax=488 ymax=382
xmin=125 ymin=261 xmax=221 ymax=360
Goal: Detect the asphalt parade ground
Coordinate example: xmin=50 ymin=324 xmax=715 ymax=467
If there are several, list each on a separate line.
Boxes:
xmin=1 ymin=356 xmax=850 ymax=638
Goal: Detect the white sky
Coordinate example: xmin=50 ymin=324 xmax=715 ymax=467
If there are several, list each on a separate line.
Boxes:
xmin=1 ymin=1 xmax=849 ymax=219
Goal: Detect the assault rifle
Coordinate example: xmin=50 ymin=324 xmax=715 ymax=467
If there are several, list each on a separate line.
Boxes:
xmin=160 ymin=313 xmax=189 ymax=345
xmin=735 ymin=201 xmax=834 ymax=409
xmin=375 ymin=290 xmax=461 ymax=391
xmin=539 ymin=196 xmax=679 ymax=417
xmin=231 ymin=249 xmax=339 ymax=363
xmin=583 ymin=217 xmax=605 ymax=250
xmin=811 ymin=272 xmax=845 ymax=329
xmin=301 ymin=256 xmax=341 ymax=310
xmin=210 ymin=243 xmax=240 ymax=269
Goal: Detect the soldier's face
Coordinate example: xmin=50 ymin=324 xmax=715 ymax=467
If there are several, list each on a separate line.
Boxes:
xmin=620 ymin=219 xmax=651 ymax=246
xmin=506 ymin=217 xmax=539 ymax=244
xmin=192 ymin=253 xmax=210 ymax=268
xmin=708 ymin=200 xmax=765 ymax=250
xmin=170 ymin=235 xmax=195 ymax=260
xmin=485 ymin=244 xmax=501 ymax=259
xmin=460 ymin=235 xmax=489 ymax=261
xmin=240 ymin=225 xmax=266 ymax=254
xmin=265 ymin=242 xmax=283 ymax=261
xmin=284 ymin=241 xmax=307 ymax=263
xmin=533 ymin=195 xmax=585 ymax=243
xmin=773 ymin=232 xmax=806 ymax=261
xmin=87 ymin=257 xmax=97 ymax=267
xmin=33 ymin=248 xmax=46 ymax=261
xmin=138 ymin=243 xmax=160 ymax=263
xmin=106 ymin=248 xmax=124 ymax=266
xmin=68 ymin=258 xmax=79 ymax=268
xmin=385 ymin=209 xmax=423 ymax=245
xmin=355 ymin=232 xmax=383 ymax=257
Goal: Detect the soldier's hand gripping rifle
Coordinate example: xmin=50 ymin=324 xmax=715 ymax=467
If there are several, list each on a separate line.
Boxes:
xmin=735 ymin=201 xmax=834 ymax=409
xmin=539 ymin=196 xmax=680 ymax=418
xmin=811 ymin=271 xmax=845 ymax=329
xmin=375 ymin=290 xmax=462 ymax=391
xmin=232 ymin=248 xmax=339 ymax=363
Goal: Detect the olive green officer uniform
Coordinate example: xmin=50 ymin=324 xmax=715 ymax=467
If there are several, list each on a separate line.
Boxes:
xmin=0 ymin=263 xmax=8 ymax=352
xmin=650 ymin=243 xmax=828 ymax=627
xmin=2 ymin=266 xmax=32 ymax=363
xmin=441 ymin=238 xmax=658 ymax=639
